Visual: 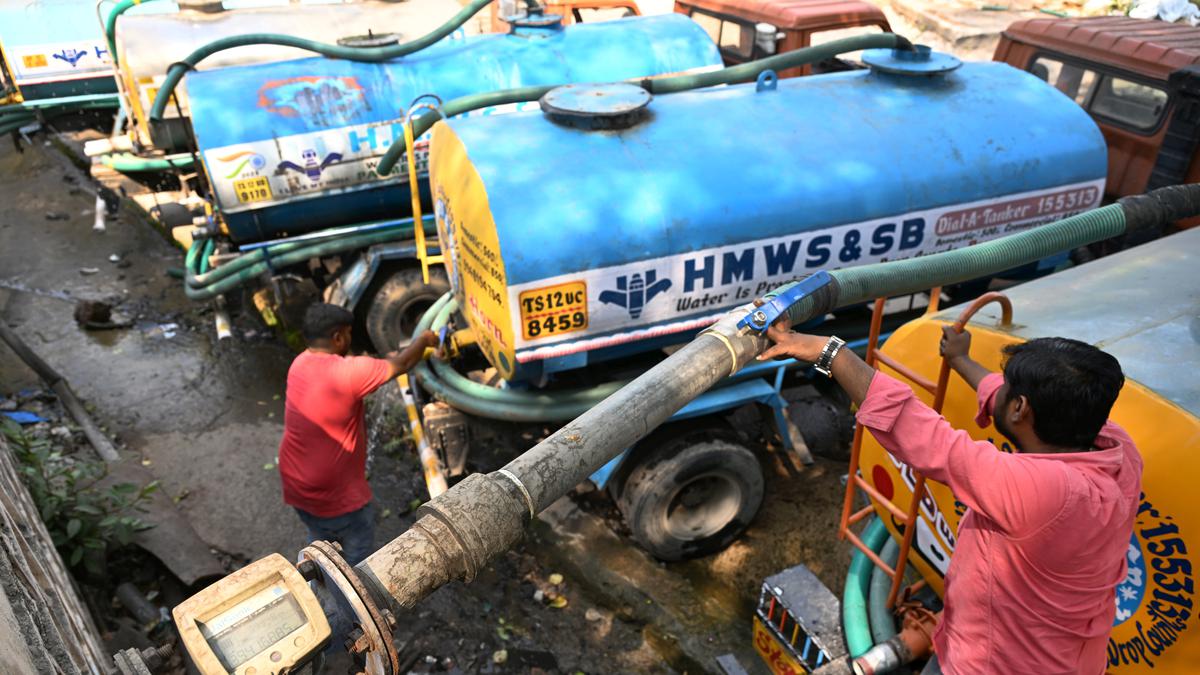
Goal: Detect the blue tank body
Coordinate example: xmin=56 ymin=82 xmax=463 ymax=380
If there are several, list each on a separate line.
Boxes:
xmin=427 ymin=58 xmax=1110 ymax=381
xmin=183 ymin=14 xmax=723 ymax=243
xmin=0 ymin=0 xmax=125 ymax=99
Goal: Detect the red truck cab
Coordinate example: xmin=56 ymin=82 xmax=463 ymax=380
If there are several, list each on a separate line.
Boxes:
xmin=994 ymin=17 xmax=1200 ymax=203
xmin=672 ymin=0 xmax=891 ymax=78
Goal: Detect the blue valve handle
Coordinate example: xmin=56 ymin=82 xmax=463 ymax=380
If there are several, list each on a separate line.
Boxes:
xmin=738 ymin=270 xmax=833 ymax=333
xmin=437 ymin=326 xmax=449 ymax=350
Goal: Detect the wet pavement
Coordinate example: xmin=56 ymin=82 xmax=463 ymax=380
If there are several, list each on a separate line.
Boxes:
xmin=0 ymin=136 xmax=670 ymax=671
xmin=0 ymin=127 xmax=863 ymax=672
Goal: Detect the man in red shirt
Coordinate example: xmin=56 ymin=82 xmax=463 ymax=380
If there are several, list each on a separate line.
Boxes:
xmin=760 ymin=321 xmax=1141 ymax=674
xmin=278 ymin=303 xmax=437 ymax=565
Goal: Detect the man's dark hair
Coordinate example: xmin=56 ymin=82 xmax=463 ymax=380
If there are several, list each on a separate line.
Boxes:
xmin=302 ymin=303 xmax=354 ymax=342
xmin=1001 ymin=337 xmax=1124 ymax=449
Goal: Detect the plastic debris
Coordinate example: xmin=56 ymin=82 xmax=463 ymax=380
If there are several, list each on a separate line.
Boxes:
xmin=533 ymin=589 xmax=545 ymax=603
xmin=548 ymin=573 xmax=564 ymax=586
xmin=585 ymin=608 xmax=603 ymax=622
xmin=79 ymin=267 xmax=100 ymax=276
xmin=108 ymin=254 xmax=120 ymax=263
xmin=549 ymin=595 xmax=568 ymax=609
xmin=492 ymin=649 xmax=508 ymax=664
xmin=1 ymin=411 xmax=45 ymax=424
xmin=1131 ymin=0 xmax=1200 ymax=24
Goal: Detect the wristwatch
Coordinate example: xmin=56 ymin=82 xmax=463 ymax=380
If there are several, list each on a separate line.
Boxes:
xmin=814 ymin=336 xmax=846 ymax=377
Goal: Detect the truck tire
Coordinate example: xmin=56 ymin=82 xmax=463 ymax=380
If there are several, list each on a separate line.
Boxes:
xmin=785 ymin=386 xmax=855 ymax=462
xmin=365 ymin=267 xmax=449 ymax=354
xmin=616 ymin=435 xmax=764 ymax=561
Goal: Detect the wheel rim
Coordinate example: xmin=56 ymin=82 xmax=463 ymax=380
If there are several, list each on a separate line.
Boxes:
xmin=662 ymin=472 xmax=742 ymax=541
xmin=395 ymin=296 xmax=436 ymax=342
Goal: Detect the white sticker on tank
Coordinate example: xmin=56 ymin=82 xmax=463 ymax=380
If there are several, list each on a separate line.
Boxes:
xmin=7 ymin=41 xmax=112 ymax=83
xmin=510 ymin=179 xmax=1105 ymax=359
xmin=204 ymin=101 xmax=542 ymax=213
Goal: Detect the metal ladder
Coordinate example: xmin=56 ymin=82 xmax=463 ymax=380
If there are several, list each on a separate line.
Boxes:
xmin=837 ymin=289 xmax=1012 ymax=608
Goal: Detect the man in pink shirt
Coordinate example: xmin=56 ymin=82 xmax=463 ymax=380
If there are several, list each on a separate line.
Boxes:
xmin=278 ymin=303 xmax=437 ymax=564
xmin=760 ymin=321 xmax=1141 ymax=674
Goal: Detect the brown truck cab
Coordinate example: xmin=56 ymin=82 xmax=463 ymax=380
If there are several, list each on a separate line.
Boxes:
xmin=671 ymin=0 xmax=891 ymax=78
xmin=994 ymin=17 xmax=1200 ymax=204
xmin=489 ymin=0 xmax=640 ymax=33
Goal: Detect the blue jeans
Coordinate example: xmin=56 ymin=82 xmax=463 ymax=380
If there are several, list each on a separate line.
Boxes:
xmin=294 ymin=503 xmax=375 ymax=565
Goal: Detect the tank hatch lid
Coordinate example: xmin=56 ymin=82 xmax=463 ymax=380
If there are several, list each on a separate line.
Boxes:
xmin=862 ymin=45 xmax=961 ymax=75
xmin=336 ymin=32 xmax=402 ymax=48
xmin=539 ymin=83 xmax=652 ymax=130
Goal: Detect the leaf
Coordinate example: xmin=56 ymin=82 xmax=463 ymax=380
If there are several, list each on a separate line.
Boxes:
xmin=66 ymin=519 xmax=82 ymax=539
xmin=111 ymin=483 xmax=137 ymax=494
xmin=98 ymin=516 xmax=118 ymax=528
xmin=69 ymin=547 xmax=83 ymax=566
xmin=73 ymin=503 xmax=102 ymax=515
xmin=84 ymin=537 xmax=107 ymax=550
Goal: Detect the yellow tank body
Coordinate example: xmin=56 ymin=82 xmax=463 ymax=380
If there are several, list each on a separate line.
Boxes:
xmin=858 ymin=227 xmax=1200 ymax=673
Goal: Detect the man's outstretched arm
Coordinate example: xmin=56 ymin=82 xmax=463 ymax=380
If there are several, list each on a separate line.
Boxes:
xmin=384 ymin=330 xmax=439 ymax=379
xmin=758 ymin=324 xmax=874 ymax=405
xmin=758 ymin=317 xmax=1061 ymax=536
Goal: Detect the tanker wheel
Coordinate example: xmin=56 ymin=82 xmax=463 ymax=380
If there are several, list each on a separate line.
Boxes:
xmin=616 ymin=433 xmax=764 ymax=561
xmin=785 ymin=385 xmax=855 ymax=462
xmin=365 ymin=266 xmax=449 ymax=354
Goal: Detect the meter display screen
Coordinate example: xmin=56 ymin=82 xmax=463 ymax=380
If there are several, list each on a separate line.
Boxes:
xmin=199 ymin=585 xmax=307 ymax=670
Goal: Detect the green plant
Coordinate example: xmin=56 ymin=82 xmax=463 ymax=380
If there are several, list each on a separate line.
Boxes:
xmin=2 ymin=419 xmax=158 ymax=577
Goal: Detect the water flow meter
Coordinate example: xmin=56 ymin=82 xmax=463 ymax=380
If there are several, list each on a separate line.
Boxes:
xmin=173 ymin=554 xmax=330 ymax=674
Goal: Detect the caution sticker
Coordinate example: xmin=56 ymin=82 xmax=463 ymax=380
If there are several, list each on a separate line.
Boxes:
xmin=22 ymin=54 xmax=47 ymax=69
xmin=233 ymin=176 xmax=273 ymax=204
xmin=519 ymin=281 xmax=588 ymax=341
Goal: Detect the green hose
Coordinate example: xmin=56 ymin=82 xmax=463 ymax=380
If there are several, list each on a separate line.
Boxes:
xmin=183 ymin=221 xmax=434 ymax=300
xmin=150 ymin=0 xmax=493 ymax=121
xmin=766 ymin=203 xmax=1128 ymax=327
xmin=185 ymin=217 xmax=436 ymax=290
xmin=199 ymin=238 xmax=214 ymax=275
xmin=374 ymin=32 xmax=910 ymax=176
xmin=100 ymin=152 xmax=194 ymax=172
xmin=868 ymin=537 xmax=901 ymax=645
xmin=428 ymin=299 xmax=628 ymax=403
xmin=104 ymin=0 xmax=161 ymax=66
xmin=0 ymin=115 xmax=35 ymax=136
xmin=844 ymin=517 xmax=890 ymax=659
xmin=410 ymin=293 xmax=627 ymax=421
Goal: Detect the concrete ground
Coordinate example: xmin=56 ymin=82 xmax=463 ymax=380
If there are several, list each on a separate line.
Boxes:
xmin=0 ymin=128 xmax=859 ymax=673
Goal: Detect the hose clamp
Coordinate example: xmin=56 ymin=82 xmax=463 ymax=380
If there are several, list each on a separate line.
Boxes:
xmin=495 ymin=469 xmax=536 ymax=520
xmin=700 ymin=328 xmax=741 ymax=378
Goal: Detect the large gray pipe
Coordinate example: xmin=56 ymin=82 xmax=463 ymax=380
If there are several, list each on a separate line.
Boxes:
xmin=352 ymin=185 xmax=1200 ymax=614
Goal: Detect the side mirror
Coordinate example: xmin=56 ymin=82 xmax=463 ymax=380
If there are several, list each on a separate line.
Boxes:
xmin=755 ymin=23 xmax=782 ymax=55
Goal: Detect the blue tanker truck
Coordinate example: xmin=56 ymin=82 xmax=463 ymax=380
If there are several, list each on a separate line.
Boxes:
xmin=408 ymin=45 xmax=1109 ymax=560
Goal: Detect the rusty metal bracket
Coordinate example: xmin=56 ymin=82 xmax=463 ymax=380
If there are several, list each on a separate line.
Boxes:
xmin=302 ymin=541 xmax=399 ymax=675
